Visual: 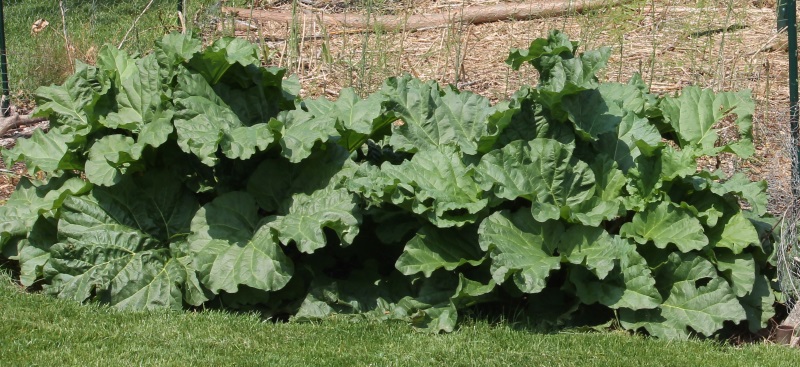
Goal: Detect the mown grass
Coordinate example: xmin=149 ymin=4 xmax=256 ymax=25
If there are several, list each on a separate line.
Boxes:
xmin=2 ymin=272 xmax=800 ymax=367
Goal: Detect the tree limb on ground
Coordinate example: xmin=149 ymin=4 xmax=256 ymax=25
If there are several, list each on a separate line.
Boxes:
xmin=0 ymin=114 xmax=48 ymax=138
xmin=223 ymin=0 xmax=629 ymax=33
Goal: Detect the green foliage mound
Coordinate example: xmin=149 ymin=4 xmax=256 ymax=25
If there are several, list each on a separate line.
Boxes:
xmin=0 ymin=31 xmax=777 ymax=339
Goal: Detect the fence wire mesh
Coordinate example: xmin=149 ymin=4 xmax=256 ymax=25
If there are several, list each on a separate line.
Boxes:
xmin=778 ymin=120 xmax=800 ymax=313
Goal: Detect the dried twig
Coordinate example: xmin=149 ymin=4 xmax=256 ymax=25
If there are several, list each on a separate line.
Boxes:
xmin=59 ymin=0 xmax=73 ymax=69
xmin=118 ymin=0 xmax=156 ymax=49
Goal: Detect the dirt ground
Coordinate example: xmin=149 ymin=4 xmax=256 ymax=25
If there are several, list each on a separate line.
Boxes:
xmin=0 ymin=0 xmax=795 ymax=212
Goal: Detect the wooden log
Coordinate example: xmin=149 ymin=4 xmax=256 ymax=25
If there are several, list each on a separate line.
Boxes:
xmin=223 ymin=0 xmax=629 ymax=32
xmin=0 ymin=114 xmax=48 ymax=137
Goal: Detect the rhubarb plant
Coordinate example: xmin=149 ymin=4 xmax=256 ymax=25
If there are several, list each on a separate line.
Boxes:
xmin=0 ymin=30 xmax=776 ymax=339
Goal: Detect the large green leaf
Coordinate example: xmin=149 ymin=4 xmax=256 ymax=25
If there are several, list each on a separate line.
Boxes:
xmin=559 ymin=226 xmax=633 ymax=279
xmin=570 ymin=249 xmax=662 ymax=310
xmin=709 ymin=173 xmax=768 ymax=217
xmin=84 ymin=135 xmax=141 ymax=186
xmin=708 ymin=212 xmax=760 ymax=254
xmin=155 ymin=32 xmax=203 ymax=68
xmin=4 ymin=128 xmax=83 ymax=174
xmin=17 ymin=217 xmax=58 ymax=287
xmin=478 ymin=210 xmax=563 ymax=294
xmin=268 ymin=188 xmax=361 ymax=254
xmin=660 ymin=87 xmax=754 ymax=157
xmin=595 ymin=113 xmax=662 ymax=172
xmin=213 ymin=65 xmax=289 ymax=126
xmin=187 ymin=37 xmax=259 ymax=85
xmin=188 ymin=192 xmax=293 ymax=294
xmin=620 ymin=202 xmax=708 ymax=252
xmin=44 ymin=194 xmax=206 ymax=309
xmin=247 ymin=143 xmax=353 ymax=213
xmin=395 ymin=225 xmax=485 ymax=277
xmin=381 ymin=145 xmax=487 ymax=227
xmin=620 ymin=253 xmax=746 ymax=339
xmin=307 ymin=88 xmax=394 ymax=152
xmin=269 ymin=108 xmax=338 ymax=163
xmin=477 ymin=138 xmax=595 ymax=222
xmin=740 ymin=273 xmax=775 ymax=332
xmin=0 ymin=175 xmax=91 ymax=250
xmin=382 ymin=76 xmax=501 ymax=155
xmin=714 ymin=250 xmax=755 ymax=297
xmin=33 ymin=62 xmax=110 ymax=137
xmin=173 ymin=70 xmax=244 ymax=166
xmin=102 ymin=54 xmax=167 ymax=131
xmin=562 ymin=89 xmax=624 ymax=140
xmin=91 ymin=171 xmax=198 ymax=242
xmin=567 ymin=156 xmax=625 ymax=226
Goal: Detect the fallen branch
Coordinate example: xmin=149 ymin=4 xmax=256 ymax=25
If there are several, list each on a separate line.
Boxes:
xmin=0 ymin=114 xmax=48 ymax=138
xmin=223 ymin=0 xmax=629 ymax=33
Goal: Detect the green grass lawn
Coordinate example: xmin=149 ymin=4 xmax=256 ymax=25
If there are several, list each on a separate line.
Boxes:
xmin=2 ymin=273 xmax=800 ymax=367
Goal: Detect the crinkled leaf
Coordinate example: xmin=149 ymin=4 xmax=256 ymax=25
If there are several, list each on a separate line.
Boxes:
xmin=660 ymin=87 xmax=754 ymax=158
xmin=477 ymin=138 xmax=595 ymax=222
xmin=382 ymin=76 xmax=498 ymax=155
xmin=382 ymin=145 xmax=487 ymax=227
xmin=321 ymin=88 xmax=395 ymax=152
xmin=708 ymin=212 xmax=760 ymax=254
xmin=562 ymin=89 xmax=624 ymax=140
xmin=714 ymin=250 xmax=755 ymax=297
xmin=96 ymin=45 xmax=137 ymax=85
xmin=621 ymin=253 xmax=746 ymax=339
xmin=395 ymin=225 xmax=484 ymax=277
xmin=570 ymin=249 xmax=662 ymax=310
xmin=174 ymin=71 xmax=244 ymax=166
xmin=0 ymin=175 xmax=91 ymax=249
xmin=506 ymin=30 xmax=577 ymax=70
xmin=188 ymin=192 xmax=293 ymax=294
xmin=33 ymin=62 xmax=110 ymax=137
xmin=214 ymin=65 xmax=288 ymax=125
xmin=220 ymin=123 xmax=275 ymax=160
xmin=709 ymin=173 xmax=767 ymax=216
xmin=567 ymin=157 xmax=625 ymax=226
xmin=740 ymin=274 xmax=775 ymax=332
xmin=84 ymin=135 xmax=141 ymax=186
xmin=45 ymin=195 xmax=205 ymax=309
xmin=620 ymin=202 xmax=708 ymax=252
xmin=270 ymin=108 xmax=338 ymax=163
xmin=17 ymin=217 xmax=58 ymax=287
xmin=495 ymin=91 xmax=574 ymax=147
xmin=478 ymin=210 xmax=563 ymax=293
xmin=103 ymin=54 xmax=166 ymax=131
xmin=247 ymin=143 xmax=353 ymax=213
xmin=595 ymin=113 xmax=662 ymax=172
xmin=91 ymin=170 xmax=198 ymax=242
xmin=559 ymin=226 xmax=633 ymax=279
xmin=4 ymin=129 xmax=83 ymax=174
xmin=269 ymin=188 xmax=361 ymax=254
xmin=187 ymin=37 xmax=259 ymax=85
xmin=155 ymin=32 xmax=203 ymax=67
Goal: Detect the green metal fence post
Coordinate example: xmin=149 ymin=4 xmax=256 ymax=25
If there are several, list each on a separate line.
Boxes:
xmin=780 ymin=0 xmax=790 ymax=31
xmin=787 ymin=0 xmax=800 ymax=190
xmin=0 ymin=0 xmax=10 ymax=116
